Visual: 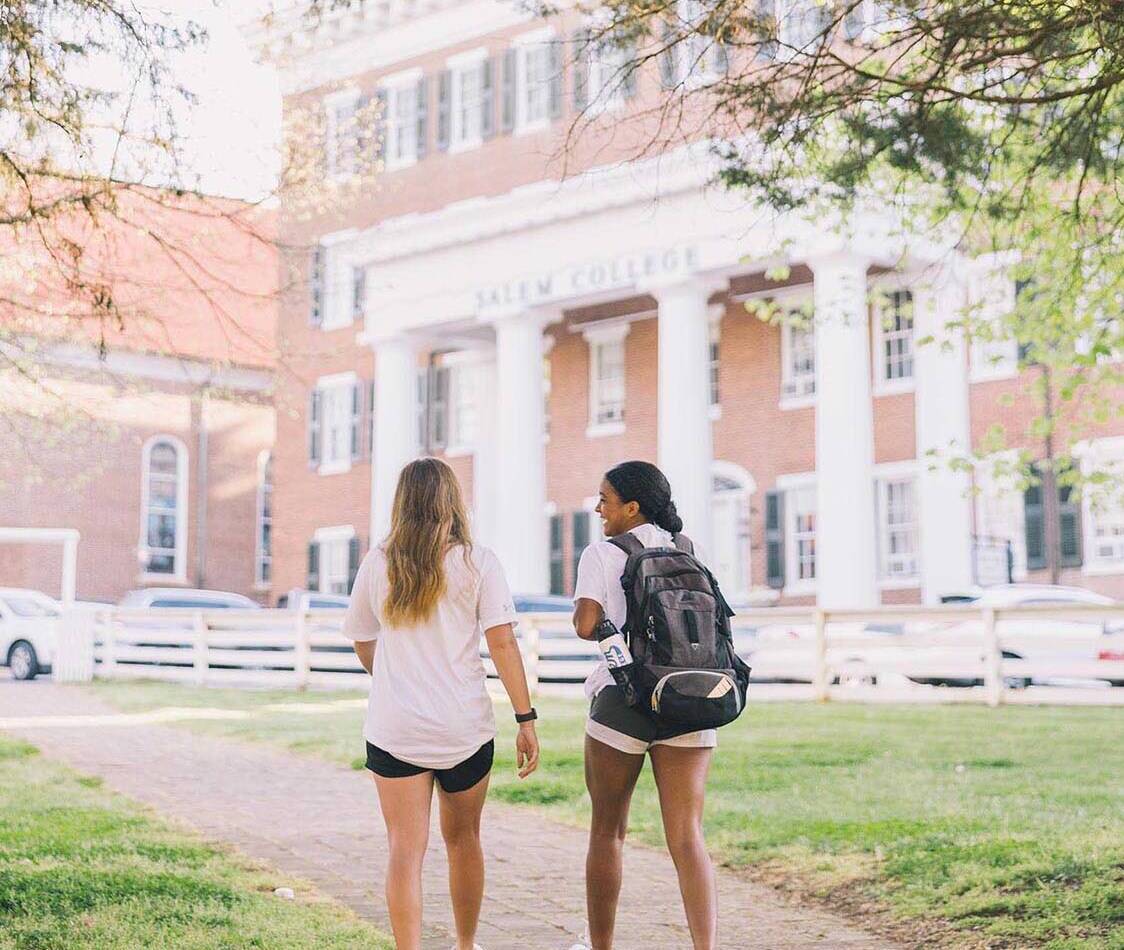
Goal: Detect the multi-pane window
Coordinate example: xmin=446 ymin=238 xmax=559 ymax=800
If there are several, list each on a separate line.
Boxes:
xmin=778 ymin=0 xmax=831 ymax=52
xmin=312 ymin=377 xmax=361 ymax=471
xmin=782 ymin=318 xmax=816 ymax=400
xmin=518 ymin=40 xmax=554 ymax=129
xmin=326 ymin=93 xmax=360 ymax=178
xmin=319 ymin=535 xmax=353 ymax=595
xmin=141 ymin=438 xmax=184 ymax=577
xmin=590 ymin=336 xmax=626 ymax=427
xmin=880 ymin=289 xmax=915 ymax=383
xmin=452 ymin=62 xmax=485 ymax=148
xmin=449 ymin=363 xmax=480 ymax=450
xmin=386 ymin=82 xmax=419 ymax=165
xmin=1091 ymin=507 xmax=1124 ymax=565
xmin=879 ymin=478 xmax=919 ymax=578
xmin=664 ymin=0 xmax=729 ymax=83
xmin=256 ymin=453 xmax=273 ymax=586
xmin=788 ymin=485 xmax=817 ymax=583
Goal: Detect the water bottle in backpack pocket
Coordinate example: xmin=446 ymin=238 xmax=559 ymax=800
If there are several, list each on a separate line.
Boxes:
xmin=609 ymin=531 xmax=751 ymax=730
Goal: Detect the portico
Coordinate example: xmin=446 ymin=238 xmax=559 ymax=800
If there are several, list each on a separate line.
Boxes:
xmin=348 ymin=146 xmax=974 ymax=603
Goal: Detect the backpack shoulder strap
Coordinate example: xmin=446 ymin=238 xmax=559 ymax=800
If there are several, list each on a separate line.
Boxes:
xmin=608 ymin=532 xmax=645 ymax=558
xmin=672 ymin=533 xmax=695 ymax=556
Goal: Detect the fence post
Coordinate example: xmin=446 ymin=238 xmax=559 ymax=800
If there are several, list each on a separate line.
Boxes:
xmin=53 ymin=608 xmax=95 ymax=683
xmin=982 ymin=606 xmax=1004 ymax=707
xmin=812 ymin=609 xmax=829 ymax=702
xmin=294 ymin=609 xmax=310 ymax=690
xmin=100 ymin=610 xmax=117 ymax=679
xmin=193 ymin=611 xmax=208 ymax=686
xmin=522 ymin=621 xmax=540 ymax=699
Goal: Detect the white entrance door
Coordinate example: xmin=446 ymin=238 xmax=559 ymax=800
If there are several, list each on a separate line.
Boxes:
xmin=711 ymin=473 xmax=750 ymax=601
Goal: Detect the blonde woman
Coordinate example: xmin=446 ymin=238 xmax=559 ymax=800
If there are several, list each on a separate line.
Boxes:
xmin=343 ymin=457 xmax=540 ymax=950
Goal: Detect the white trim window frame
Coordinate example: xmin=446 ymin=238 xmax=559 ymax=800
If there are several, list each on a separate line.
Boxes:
xmin=255 ymin=450 xmax=273 ymax=589
xmin=584 ymin=323 xmax=628 ymax=437
xmin=313 ymin=525 xmax=356 ymax=595
xmin=874 ymin=286 xmax=916 ymax=395
xmin=968 ymin=256 xmax=1020 ymax=383
xmin=675 ymin=0 xmax=728 ymax=86
xmin=780 ymin=305 xmax=816 ymax=409
xmin=875 ymin=464 xmax=921 ymax=586
xmin=584 ymin=28 xmax=629 ymax=115
xmin=514 ymin=28 xmax=556 ymax=134
xmin=443 ymin=352 xmax=482 ymax=457
xmin=711 ymin=462 xmax=755 ymax=602
xmin=314 ymin=372 xmax=360 ymax=476
xmin=139 ymin=434 xmax=189 ymax=582
xmin=382 ymin=69 xmax=422 ymax=169
xmin=775 ymin=0 xmax=831 ymax=58
xmin=324 ymin=87 xmax=362 ymax=180
xmin=777 ymin=473 xmax=817 ymax=596
xmin=448 ymin=48 xmax=488 ymax=153
xmin=1080 ymin=437 xmax=1124 ymax=575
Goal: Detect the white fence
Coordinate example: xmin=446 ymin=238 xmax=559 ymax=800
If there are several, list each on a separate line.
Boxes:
xmin=74 ymin=603 xmax=1124 ymax=706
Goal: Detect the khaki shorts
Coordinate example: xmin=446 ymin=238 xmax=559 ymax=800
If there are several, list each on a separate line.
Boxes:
xmin=586 ymin=684 xmax=718 ymax=755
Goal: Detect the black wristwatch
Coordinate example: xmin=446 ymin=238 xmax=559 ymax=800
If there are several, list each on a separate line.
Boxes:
xmin=514 ymin=707 xmax=538 ymax=724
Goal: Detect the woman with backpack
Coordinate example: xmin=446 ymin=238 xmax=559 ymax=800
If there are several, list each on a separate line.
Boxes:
xmin=571 ymin=460 xmax=746 ymax=950
xmin=343 ymin=457 xmax=540 ymax=950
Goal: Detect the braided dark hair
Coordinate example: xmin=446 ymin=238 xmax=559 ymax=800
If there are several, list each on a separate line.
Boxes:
xmin=604 ymin=460 xmax=684 ymax=534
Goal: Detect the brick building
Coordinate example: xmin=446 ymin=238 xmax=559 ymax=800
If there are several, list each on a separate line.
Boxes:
xmin=0 ymin=193 xmax=277 ymax=603
xmin=249 ymin=1 xmax=1124 ymax=606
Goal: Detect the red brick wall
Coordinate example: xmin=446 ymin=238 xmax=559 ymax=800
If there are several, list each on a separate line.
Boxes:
xmin=0 ymin=370 xmax=272 ymax=604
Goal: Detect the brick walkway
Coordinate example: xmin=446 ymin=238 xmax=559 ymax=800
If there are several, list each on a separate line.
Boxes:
xmin=0 ymin=680 xmax=900 ymax=950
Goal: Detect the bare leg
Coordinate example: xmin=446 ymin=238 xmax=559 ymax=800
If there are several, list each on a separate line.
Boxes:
xmin=584 ymin=734 xmax=645 ymax=950
xmin=372 ymin=771 xmax=435 ymax=950
xmin=437 ymin=773 xmax=490 ymax=950
xmin=649 ymin=745 xmax=716 ymax=950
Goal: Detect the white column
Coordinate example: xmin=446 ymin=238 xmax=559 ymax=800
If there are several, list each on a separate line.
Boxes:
xmin=491 ymin=312 xmax=549 ymax=594
xmin=472 ymin=355 xmax=500 ymax=551
xmin=811 ymin=253 xmax=879 ymax=608
xmin=370 ymin=334 xmax=418 ymax=546
xmin=653 ymin=280 xmax=716 ymax=554
xmin=914 ymin=265 xmax=975 ymax=603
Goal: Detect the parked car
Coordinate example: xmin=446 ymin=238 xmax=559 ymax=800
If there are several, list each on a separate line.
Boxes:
xmin=0 ymin=588 xmax=61 ymax=680
xmin=742 ymin=621 xmax=905 ymax=686
xmin=277 ymin=589 xmax=349 ymax=610
xmin=905 ymin=584 xmax=1118 ymax=688
xmin=118 ymin=588 xmax=261 ymax=610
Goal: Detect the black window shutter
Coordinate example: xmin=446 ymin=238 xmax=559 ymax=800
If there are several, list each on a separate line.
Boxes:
xmin=757 ymin=0 xmax=778 ymax=60
xmin=309 ymin=245 xmax=324 ymax=327
xmin=436 ymin=70 xmax=451 ymax=151
xmin=307 ymin=541 xmax=320 ymax=592
xmin=367 ymin=380 xmax=375 ymax=460
xmin=571 ymin=510 xmax=591 ymax=592
xmin=500 ymin=49 xmax=517 ymax=133
xmin=549 ymin=514 xmax=564 ymax=596
xmin=572 ymin=30 xmax=589 ymax=111
xmin=549 ymin=38 xmax=564 ymax=119
xmin=658 ymin=20 xmax=679 ymax=88
xmin=1024 ymin=480 xmax=1046 ymax=570
xmin=480 ymin=57 xmax=497 ymax=139
xmin=349 ymin=382 xmax=362 ymax=461
xmin=1057 ymin=481 xmax=1083 ymax=568
xmin=373 ymin=89 xmax=388 ymax=162
xmin=415 ymin=76 xmax=429 ymax=160
xmin=347 ymin=536 xmax=361 ymax=594
xmin=765 ymin=490 xmax=785 ymax=589
xmin=308 ymin=389 xmax=321 ymax=465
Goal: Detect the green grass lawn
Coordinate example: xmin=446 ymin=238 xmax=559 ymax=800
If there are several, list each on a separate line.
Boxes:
xmin=89 ymin=681 xmax=1124 ymax=949
xmin=0 ymin=731 xmax=392 ymax=949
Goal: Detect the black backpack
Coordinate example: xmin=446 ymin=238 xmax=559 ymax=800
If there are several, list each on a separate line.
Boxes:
xmin=609 ymin=532 xmax=751 ymax=730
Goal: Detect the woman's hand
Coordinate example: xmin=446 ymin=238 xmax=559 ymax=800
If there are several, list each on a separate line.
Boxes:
xmin=515 ymin=721 xmax=540 ymax=779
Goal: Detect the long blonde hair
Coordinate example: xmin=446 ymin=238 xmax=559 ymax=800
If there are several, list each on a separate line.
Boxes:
xmin=383 ymin=457 xmax=473 ymax=627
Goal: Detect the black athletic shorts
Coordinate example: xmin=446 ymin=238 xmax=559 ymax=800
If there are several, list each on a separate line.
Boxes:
xmin=364 ymin=739 xmax=494 ymax=793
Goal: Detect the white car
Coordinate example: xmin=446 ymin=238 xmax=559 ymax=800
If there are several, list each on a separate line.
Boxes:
xmin=905 ymin=584 xmax=1118 ymax=688
xmin=118 ymin=587 xmax=261 ymax=610
xmin=741 ymin=621 xmax=905 ymax=686
xmin=0 ymin=588 xmax=62 ymax=680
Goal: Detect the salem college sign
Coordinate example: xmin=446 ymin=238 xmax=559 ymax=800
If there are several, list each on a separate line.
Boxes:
xmin=474 ymin=245 xmax=701 ymax=315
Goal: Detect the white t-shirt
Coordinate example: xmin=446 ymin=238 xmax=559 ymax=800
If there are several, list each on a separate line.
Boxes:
xmin=342 ymin=543 xmax=518 ymax=769
xmin=574 ymin=523 xmax=705 ymax=699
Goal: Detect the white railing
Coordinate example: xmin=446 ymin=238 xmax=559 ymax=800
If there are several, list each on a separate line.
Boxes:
xmin=73 ymin=603 xmax=1124 ymax=706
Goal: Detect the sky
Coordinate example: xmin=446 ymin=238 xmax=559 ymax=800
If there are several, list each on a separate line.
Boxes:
xmin=131 ymin=1 xmax=283 ymax=200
